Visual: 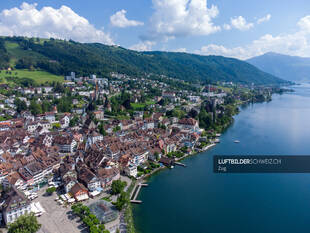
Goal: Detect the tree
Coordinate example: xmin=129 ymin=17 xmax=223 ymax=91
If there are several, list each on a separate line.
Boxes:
xmin=71 ymin=203 xmax=84 ymax=218
xmin=29 ymin=100 xmax=42 ymax=115
xmin=154 ymin=151 xmax=160 ymax=161
xmin=166 ymin=109 xmax=186 ymax=119
xmin=111 ymin=180 xmax=127 ymax=195
xmin=8 ymin=214 xmax=41 ymax=233
xmin=98 ymin=224 xmax=105 ymax=231
xmin=198 ymin=109 xmax=212 ymax=130
xmin=87 ymin=101 xmax=96 ymax=112
xmin=70 ymin=115 xmax=79 ymax=127
xmin=41 ymin=100 xmax=51 ymax=113
xmin=188 ymin=108 xmax=198 ymax=119
xmin=57 ymin=97 xmax=72 ymax=113
xmin=53 ymin=82 xmax=65 ymax=93
xmin=158 ymin=98 xmax=167 ymax=106
xmin=98 ymin=123 xmax=107 ymax=136
xmin=46 ymin=187 xmax=56 ymax=195
xmin=89 ymin=225 xmax=99 ymax=233
xmin=113 ymin=126 xmax=121 ymax=133
xmin=83 ymin=216 xmax=93 ymax=228
xmin=89 ymin=214 xmax=99 ymax=225
xmin=113 ymin=191 xmax=129 ymax=211
xmin=14 ymin=99 xmax=27 ymax=113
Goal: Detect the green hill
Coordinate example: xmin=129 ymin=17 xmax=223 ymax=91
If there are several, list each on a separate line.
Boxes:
xmin=0 ymin=36 xmax=289 ymax=85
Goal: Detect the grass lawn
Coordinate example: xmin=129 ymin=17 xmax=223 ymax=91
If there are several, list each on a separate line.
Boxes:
xmin=0 ymin=69 xmax=64 ymax=84
xmin=146 ymin=100 xmax=156 ymax=105
xmin=131 ymin=100 xmax=155 ymax=110
xmin=130 ymin=103 xmax=146 ymax=110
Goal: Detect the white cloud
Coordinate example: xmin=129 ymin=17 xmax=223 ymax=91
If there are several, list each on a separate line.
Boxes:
xmin=297 ymin=15 xmax=310 ymax=33
xmin=257 ymin=14 xmax=271 ymax=24
xmin=0 ymin=2 xmax=113 ymax=44
xmin=223 ymin=23 xmax=231 ymax=30
xmin=143 ymin=0 xmax=221 ymax=42
xmin=195 ymin=16 xmax=310 ymax=59
xmin=110 ymin=9 xmax=144 ymax=28
xmin=173 ymin=48 xmax=187 ymax=52
xmin=230 ymin=16 xmax=254 ymax=31
xmin=129 ymin=40 xmax=156 ymax=51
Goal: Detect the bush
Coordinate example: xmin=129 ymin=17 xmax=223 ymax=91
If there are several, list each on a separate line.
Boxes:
xmin=46 ymin=187 xmax=56 ymax=195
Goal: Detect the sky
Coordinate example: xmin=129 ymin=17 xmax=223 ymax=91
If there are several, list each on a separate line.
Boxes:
xmin=1 ymin=0 xmax=310 ymax=59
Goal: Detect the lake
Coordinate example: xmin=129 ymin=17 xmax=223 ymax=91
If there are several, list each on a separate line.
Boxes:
xmin=133 ymin=84 xmax=310 ymax=233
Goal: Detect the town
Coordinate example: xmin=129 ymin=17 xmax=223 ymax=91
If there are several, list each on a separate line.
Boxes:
xmin=0 ymin=70 xmax=276 ymax=233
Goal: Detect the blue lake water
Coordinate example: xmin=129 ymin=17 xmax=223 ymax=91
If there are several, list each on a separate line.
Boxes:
xmin=133 ymin=84 xmax=310 ymax=233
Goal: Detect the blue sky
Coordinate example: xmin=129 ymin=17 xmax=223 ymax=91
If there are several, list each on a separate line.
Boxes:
xmin=1 ymin=0 xmax=310 ymax=59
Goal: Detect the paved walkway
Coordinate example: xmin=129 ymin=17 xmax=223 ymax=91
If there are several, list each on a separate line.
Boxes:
xmin=36 ymin=176 xmax=132 ymax=233
xmin=37 ymin=190 xmax=84 ymax=233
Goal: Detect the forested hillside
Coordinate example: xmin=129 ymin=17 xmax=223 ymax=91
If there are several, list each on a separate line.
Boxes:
xmin=0 ymin=36 xmax=289 ymax=85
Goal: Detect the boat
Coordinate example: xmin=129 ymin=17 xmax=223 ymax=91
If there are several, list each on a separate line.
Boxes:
xmin=234 ymin=140 xmax=240 ymax=143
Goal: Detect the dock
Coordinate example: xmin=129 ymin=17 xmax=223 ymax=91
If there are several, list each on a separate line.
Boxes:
xmin=174 ymin=162 xmax=187 ymax=167
xmin=130 ymin=183 xmax=148 ymax=204
xmin=130 ymin=200 xmax=142 ymax=204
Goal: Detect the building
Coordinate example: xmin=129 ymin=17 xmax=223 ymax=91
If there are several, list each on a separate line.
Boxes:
xmin=70 ymin=183 xmax=89 ymax=201
xmin=78 ymin=166 xmax=101 ymax=192
xmin=53 ymin=135 xmax=77 ymax=153
xmin=1 ymin=187 xmax=31 ymax=225
xmin=2 ymin=172 xmax=26 ymax=190
xmin=44 ymin=112 xmax=56 ymax=123
xmin=93 ymin=111 xmax=104 ymax=121
xmin=97 ymin=167 xmax=120 ymax=188
xmin=60 ymin=115 xmax=70 ymax=128
xmin=124 ymin=165 xmax=137 ymax=178
xmin=178 ymin=118 xmax=199 ymax=131
xmin=63 ymin=176 xmax=78 ymax=193
xmin=87 ymin=131 xmax=103 ymax=146
xmin=20 ymin=162 xmax=46 ymax=185
xmin=26 ymin=121 xmax=52 ymax=133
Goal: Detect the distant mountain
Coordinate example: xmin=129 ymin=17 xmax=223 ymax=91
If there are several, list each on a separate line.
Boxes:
xmin=247 ymin=52 xmax=310 ymax=82
xmin=0 ymin=36 xmax=289 ymax=85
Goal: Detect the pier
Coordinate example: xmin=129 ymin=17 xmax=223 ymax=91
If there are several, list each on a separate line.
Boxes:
xmin=174 ymin=162 xmax=187 ymax=167
xmin=130 ymin=200 xmax=142 ymax=204
xmin=130 ymin=183 xmax=148 ymax=204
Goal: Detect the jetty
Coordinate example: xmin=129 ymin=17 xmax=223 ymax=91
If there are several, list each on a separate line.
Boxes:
xmin=174 ymin=162 xmax=187 ymax=167
xmin=130 ymin=183 xmax=148 ymax=204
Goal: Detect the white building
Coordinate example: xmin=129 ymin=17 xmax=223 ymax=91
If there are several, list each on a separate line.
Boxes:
xmin=124 ymin=165 xmax=137 ymax=178
xmin=60 ymin=115 xmax=70 ymax=128
xmin=1 ymin=187 xmax=31 ymax=225
xmin=26 ymin=121 xmax=52 ymax=133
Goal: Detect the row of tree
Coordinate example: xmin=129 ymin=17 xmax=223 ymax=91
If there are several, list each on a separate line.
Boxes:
xmin=71 ymin=203 xmax=109 ymax=233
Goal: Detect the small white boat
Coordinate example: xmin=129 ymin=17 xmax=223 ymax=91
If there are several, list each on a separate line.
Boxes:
xmin=234 ymin=140 xmax=240 ymax=143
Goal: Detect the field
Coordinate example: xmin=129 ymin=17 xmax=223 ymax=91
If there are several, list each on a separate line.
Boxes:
xmin=131 ymin=100 xmax=156 ymax=110
xmin=0 ymin=69 xmax=64 ymax=84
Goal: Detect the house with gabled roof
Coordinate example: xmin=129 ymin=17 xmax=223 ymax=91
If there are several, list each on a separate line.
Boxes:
xmin=70 ymin=182 xmax=89 ymax=201
xmin=78 ymin=165 xmax=101 ymax=192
